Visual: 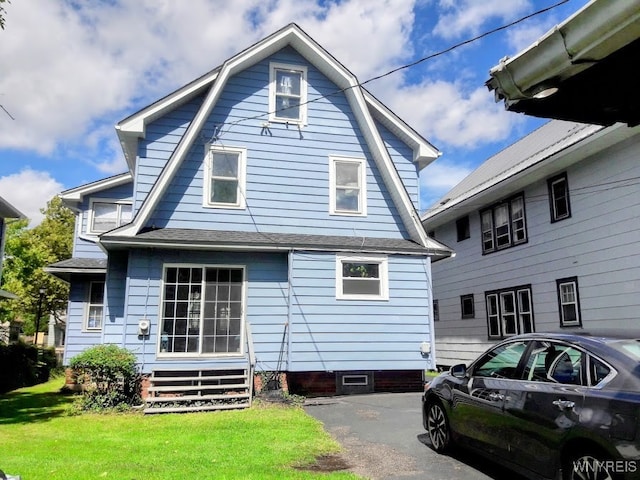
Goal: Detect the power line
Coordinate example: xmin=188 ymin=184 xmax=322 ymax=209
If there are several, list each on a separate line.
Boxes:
xmin=213 ymin=0 xmax=570 ymax=140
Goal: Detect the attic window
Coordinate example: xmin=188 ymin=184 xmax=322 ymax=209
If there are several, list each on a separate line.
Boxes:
xmin=269 ymin=63 xmax=307 ymax=124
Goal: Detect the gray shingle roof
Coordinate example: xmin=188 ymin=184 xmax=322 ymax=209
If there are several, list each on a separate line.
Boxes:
xmin=422 ymin=120 xmax=604 ymax=222
xmin=102 ymin=228 xmax=452 ymax=256
xmin=46 ymin=258 xmax=108 ymax=270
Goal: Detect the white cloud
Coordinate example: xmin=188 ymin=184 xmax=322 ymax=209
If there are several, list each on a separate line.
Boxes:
xmin=419 ymin=160 xmax=473 ymax=210
xmin=433 ymin=0 xmax=532 ymax=40
xmin=0 ymin=169 xmax=63 ymax=227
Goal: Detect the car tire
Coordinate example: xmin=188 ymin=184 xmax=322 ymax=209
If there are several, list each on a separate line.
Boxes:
xmin=562 ymin=450 xmax=618 ymax=480
xmin=426 ymin=400 xmax=451 ymax=453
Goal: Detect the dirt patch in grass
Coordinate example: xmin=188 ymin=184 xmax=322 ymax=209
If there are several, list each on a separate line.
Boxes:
xmin=294 ymin=454 xmax=351 ymax=472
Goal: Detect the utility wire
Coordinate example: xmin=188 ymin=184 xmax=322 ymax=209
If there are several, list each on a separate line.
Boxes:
xmin=212 ymin=0 xmax=570 ymax=139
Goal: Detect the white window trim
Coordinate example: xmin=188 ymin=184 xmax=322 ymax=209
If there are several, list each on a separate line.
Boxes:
xmin=268 ymin=62 xmax=308 ymax=125
xmin=86 ymin=199 xmax=133 ymax=235
xmin=84 ymin=280 xmax=105 ymax=332
xmin=558 ymin=278 xmax=581 ymax=327
xmin=336 ymin=255 xmax=388 ymax=301
xmin=157 ymin=263 xmax=247 ymax=358
xmin=342 ymin=374 xmax=369 ymax=386
xmin=203 ymin=145 xmax=247 ymax=210
xmin=329 ymin=156 xmax=367 ymax=216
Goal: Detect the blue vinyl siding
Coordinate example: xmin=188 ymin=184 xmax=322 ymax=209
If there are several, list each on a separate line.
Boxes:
xmin=118 ymin=249 xmax=289 ymax=374
xmin=288 ymin=251 xmax=433 ymax=371
xmin=62 ymin=276 xmax=104 ymax=364
xmin=146 ymin=47 xmax=409 ymax=238
xmin=72 ymin=181 xmax=134 ymax=258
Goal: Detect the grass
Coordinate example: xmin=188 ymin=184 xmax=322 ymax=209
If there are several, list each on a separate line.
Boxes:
xmin=0 ymin=379 xmax=361 ymax=480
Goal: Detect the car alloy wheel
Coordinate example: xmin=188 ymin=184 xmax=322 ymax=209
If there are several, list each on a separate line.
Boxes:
xmin=565 ymin=453 xmax=615 ymax=480
xmin=427 ymin=402 xmax=450 ymax=452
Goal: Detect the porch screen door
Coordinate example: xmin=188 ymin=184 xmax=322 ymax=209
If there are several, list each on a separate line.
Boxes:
xmin=161 ymin=266 xmax=243 ymax=355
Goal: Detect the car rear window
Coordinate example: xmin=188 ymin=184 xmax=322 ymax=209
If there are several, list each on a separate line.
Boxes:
xmin=611 ymin=340 xmax=640 ymax=362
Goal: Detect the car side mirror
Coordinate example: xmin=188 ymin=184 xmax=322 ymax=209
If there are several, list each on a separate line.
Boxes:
xmin=451 ymin=363 xmax=467 ymax=379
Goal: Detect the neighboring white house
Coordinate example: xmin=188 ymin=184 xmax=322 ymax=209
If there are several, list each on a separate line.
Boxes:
xmin=421 ymin=119 xmax=640 ymax=367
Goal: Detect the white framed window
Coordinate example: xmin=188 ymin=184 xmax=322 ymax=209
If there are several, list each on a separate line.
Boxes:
xmin=85 ymin=281 xmax=105 ymax=331
xmin=88 ymin=200 xmax=132 ymax=234
xmin=329 ymin=156 xmax=367 ymax=216
xmin=480 ymin=194 xmax=527 ymax=254
xmin=485 ymin=285 xmax=534 ymax=339
xmin=204 ymin=145 xmax=246 ymax=209
xmin=159 ymin=265 xmax=245 ymax=356
xmin=557 ymin=277 xmax=581 ymax=327
xmin=269 ymin=62 xmax=307 ymax=124
xmin=336 ymin=255 xmax=388 ymax=300
xmin=548 ymin=173 xmax=571 ymax=222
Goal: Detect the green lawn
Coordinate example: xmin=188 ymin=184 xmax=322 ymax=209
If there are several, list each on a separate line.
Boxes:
xmin=0 ymin=379 xmax=361 ymax=480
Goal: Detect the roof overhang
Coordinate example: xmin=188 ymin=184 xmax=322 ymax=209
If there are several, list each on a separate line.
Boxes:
xmin=59 ymin=173 xmax=133 ymax=209
xmin=44 ymin=258 xmax=107 ymax=283
xmin=486 ymin=0 xmax=640 ymax=126
xmin=0 ymin=196 xmax=25 ymax=219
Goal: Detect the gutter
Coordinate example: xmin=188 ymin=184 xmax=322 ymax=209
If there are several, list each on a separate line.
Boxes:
xmin=487 ymin=0 xmax=640 ymax=104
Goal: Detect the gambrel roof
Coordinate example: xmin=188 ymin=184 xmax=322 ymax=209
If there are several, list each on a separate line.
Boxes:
xmin=108 ymin=23 xmax=443 ymax=251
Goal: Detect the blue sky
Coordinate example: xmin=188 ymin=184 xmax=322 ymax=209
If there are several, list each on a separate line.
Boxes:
xmin=0 ymin=0 xmax=587 ymax=225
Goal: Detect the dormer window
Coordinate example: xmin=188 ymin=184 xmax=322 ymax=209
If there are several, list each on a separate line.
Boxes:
xmin=89 ymin=200 xmax=132 ymax=234
xmin=269 ymin=63 xmax=307 ymax=124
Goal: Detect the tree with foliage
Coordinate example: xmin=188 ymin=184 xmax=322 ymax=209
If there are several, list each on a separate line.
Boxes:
xmin=0 ymin=196 xmax=74 ymax=335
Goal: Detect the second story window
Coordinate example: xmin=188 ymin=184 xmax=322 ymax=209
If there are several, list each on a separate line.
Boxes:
xmin=480 ymin=194 xmax=527 ymax=254
xmin=269 ymin=63 xmax=307 ymax=124
xmin=89 ymin=201 xmax=132 ymax=234
xmin=330 ymin=156 xmax=367 ymax=216
xmin=548 ymin=172 xmax=571 ymax=222
xmin=456 ymin=215 xmax=470 ymax=241
xmin=204 ymin=146 xmax=246 ymax=209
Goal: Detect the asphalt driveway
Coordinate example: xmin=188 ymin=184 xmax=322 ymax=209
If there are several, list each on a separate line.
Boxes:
xmin=304 ymin=392 xmax=527 ymax=480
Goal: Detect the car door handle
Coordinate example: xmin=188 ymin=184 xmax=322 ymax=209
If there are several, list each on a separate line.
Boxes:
xmin=552 ymin=399 xmax=575 ymax=410
xmin=489 ymin=393 xmax=504 ymax=401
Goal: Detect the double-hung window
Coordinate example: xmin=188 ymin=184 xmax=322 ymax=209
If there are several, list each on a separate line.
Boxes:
xmin=548 ymin=173 xmax=571 ymax=222
xmin=269 ymin=63 xmax=307 ymax=124
xmin=89 ymin=201 xmax=132 ymax=234
xmin=85 ymin=281 xmax=105 ymax=330
xmin=160 ymin=266 xmax=244 ymax=356
xmin=330 ymin=156 xmax=367 ymax=216
xmin=480 ymin=194 xmax=527 ymax=253
xmin=204 ymin=146 xmax=246 ymax=209
xmin=557 ymin=277 xmax=581 ymax=327
xmin=485 ymin=285 xmax=534 ymax=339
xmin=336 ymin=256 xmax=388 ymax=300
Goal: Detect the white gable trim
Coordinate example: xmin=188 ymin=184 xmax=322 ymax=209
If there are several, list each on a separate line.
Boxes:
xmin=60 ymin=173 xmax=133 ymax=204
xmin=108 ymin=24 xmax=433 ymax=247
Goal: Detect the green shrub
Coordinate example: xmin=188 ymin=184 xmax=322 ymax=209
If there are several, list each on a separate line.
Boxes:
xmin=69 ymin=344 xmax=141 ymax=411
xmin=0 ymin=342 xmax=57 ymax=393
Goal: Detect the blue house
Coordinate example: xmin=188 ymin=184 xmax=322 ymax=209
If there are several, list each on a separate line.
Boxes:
xmin=47 ymin=24 xmax=451 ymax=412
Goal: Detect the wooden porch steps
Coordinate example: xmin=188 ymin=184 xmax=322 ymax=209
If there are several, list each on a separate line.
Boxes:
xmin=144 ymin=367 xmax=252 ymax=414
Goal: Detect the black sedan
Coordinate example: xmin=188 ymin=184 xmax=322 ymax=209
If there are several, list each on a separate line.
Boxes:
xmin=422 ymin=331 xmax=640 ymax=480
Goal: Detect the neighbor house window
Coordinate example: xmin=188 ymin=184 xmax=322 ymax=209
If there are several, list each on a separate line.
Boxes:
xmin=557 ymin=277 xmax=581 ymax=327
xmin=433 ymin=300 xmax=439 ymax=322
xmin=548 ymin=173 xmax=571 ymax=222
xmin=89 ymin=201 xmax=132 ymax=234
xmin=485 ymin=285 xmax=534 ymax=339
xmin=336 ymin=256 xmax=388 ymax=300
xmin=480 ymin=194 xmax=527 ymax=253
xmin=85 ymin=281 xmax=105 ymax=330
xmin=269 ymin=63 xmax=307 ymax=124
xmin=461 ymin=294 xmax=474 ymax=319
xmin=456 ymin=215 xmax=470 ymax=241
xmin=160 ymin=266 xmax=244 ymax=355
xmin=330 ymin=157 xmax=367 ymax=216
xmin=204 ymin=145 xmax=246 ymax=209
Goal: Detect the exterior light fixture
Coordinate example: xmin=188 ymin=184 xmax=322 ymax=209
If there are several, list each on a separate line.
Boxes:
xmin=530 ymin=82 xmax=559 ymax=99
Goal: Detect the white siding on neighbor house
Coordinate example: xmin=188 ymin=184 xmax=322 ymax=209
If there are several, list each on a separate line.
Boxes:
xmin=143 ymin=47 xmax=409 ymax=238
xmin=289 ymin=251 xmax=434 ymax=371
xmin=72 ymin=181 xmax=134 ymax=259
xmin=431 ymin=133 xmax=640 ymax=367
